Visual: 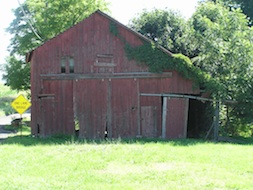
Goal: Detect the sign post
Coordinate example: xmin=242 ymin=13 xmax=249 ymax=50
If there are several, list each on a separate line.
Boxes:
xmin=11 ymin=95 xmax=31 ymax=137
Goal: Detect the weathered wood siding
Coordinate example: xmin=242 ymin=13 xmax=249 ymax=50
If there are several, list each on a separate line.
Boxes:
xmin=30 ymin=11 xmax=198 ymax=139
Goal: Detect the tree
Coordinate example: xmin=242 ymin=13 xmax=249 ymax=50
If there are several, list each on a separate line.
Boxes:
xmin=3 ymin=57 xmax=30 ymax=91
xmin=190 ymin=1 xmax=253 ymax=135
xmin=232 ymin=0 xmax=253 ymax=24
xmin=207 ymin=0 xmax=253 ymax=25
xmin=129 ymin=9 xmax=196 ymax=57
xmin=190 ymin=2 xmax=253 ymax=97
xmin=3 ymin=0 xmax=109 ymax=91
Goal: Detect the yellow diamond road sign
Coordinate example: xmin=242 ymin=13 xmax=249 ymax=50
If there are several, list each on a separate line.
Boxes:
xmin=11 ymin=95 xmax=31 ymax=115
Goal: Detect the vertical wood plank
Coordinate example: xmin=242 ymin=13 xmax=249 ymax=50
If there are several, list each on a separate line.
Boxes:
xmin=183 ymin=98 xmax=189 ymax=138
xmin=162 ymin=96 xmax=167 ymax=139
xmin=137 ymin=79 xmax=141 ymax=136
xmin=107 ymin=79 xmax=112 ymax=138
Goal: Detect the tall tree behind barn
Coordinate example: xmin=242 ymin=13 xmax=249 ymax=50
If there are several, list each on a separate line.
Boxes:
xmin=26 ymin=10 xmax=200 ymax=139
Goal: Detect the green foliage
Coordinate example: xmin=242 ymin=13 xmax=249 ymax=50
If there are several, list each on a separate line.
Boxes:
xmin=190 ymin=2 xmax=253 ymax=92
xmin=3 ymin=56 xmax=30 ymax=91
xmin=7 ymin=0 xmax=109 ymax=54
xmin=129 ymin=9 xmax=196 ymax=57
xmin=233 ymin=0 xmax=253 ymax=25
xmin=4 ymin=124 xmax=31 ymax=135
xmin=0 ymin=84 xmax=19 ymax=116
xmin=124 ymin=40 xmax=221 ymax=94
xmin=190 ymin=1 xmax=253 ymax=134
xmin=109 ymin=21 xmax=119 ymax=36
xmin=0 ymin=99 xmax=15 ymax=116
xmin=208 ymin=0 xmax=253 ymax=25
xmin=4 ymin=0 xmax=109 ymax=91
xmin=0 ymin=83 xmax=18 ymax=98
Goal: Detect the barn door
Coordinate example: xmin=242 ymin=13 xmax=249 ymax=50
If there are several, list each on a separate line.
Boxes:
xmin=38 ymin=97 xmax=55 ymax=136
xmin=73 ymin=79 xmax=107 ymax=139
xmin=39 ymin=80 xmax=74 ymax=137
xmin=141 ymin=106 xmax=157 ymax=138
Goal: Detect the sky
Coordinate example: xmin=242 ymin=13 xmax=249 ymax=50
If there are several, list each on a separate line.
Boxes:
xmin=0 ymin=0 xmax=199 ymax=83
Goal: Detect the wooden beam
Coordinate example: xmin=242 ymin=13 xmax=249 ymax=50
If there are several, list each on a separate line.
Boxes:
xmin=96 ymin=54 xmax=113 ymax=58
xmin=141 ymin=93 xmax=214 ymax=102
xmin=140 ymin=93 xmax=236 ymax=104
xmin=37 ymin=94 xmax=55 ymax=99
xmin=40 ymin=72 xmax=172 ymax=80
xmin=94 ymin=62 xmax=116 ymax=67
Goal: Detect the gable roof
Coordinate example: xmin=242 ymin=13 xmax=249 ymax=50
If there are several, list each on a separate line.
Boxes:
xmin=96 ymin=10 xmax=173 ymax=55
xmin=26 ymin=10 xmax=172 ymax=62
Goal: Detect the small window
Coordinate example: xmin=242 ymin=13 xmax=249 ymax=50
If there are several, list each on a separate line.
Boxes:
xmin=94 ymin=54 xmax=115 ymax=73
xmin=69 ymin=57 xmax=74 ymax=73
xmin=60 ymin=58 xmax=66 ymax=73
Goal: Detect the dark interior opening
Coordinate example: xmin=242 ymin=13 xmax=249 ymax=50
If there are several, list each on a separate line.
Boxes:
xmin=60 ymin=58 xmax=66 ymax=73
xmin=37 ymin=124 xmax=40 ymax=137
xmin=187 ymin=99 xmax=212 ymax=138
xmin=69 ymin=57 xmax=74 ymax=73
xmin=74 ymin=117 xmax=79 ymax=137
xmin=104 ymin=123 xmax=108 ymax=139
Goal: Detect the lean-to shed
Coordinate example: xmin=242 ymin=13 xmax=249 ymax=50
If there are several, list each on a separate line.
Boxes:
xmin=27 ymin=10 xmax=200 ymax=139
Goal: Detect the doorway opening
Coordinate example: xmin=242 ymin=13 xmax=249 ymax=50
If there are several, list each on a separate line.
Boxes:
xmin=74 ymin=117 xmax=79 ymax=137
xmin=187 ymin=99 xmax=212 ymax=138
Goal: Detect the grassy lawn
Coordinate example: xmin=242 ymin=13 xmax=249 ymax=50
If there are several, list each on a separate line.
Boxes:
xmin=0 ymin=133 xmax=253 ymax=190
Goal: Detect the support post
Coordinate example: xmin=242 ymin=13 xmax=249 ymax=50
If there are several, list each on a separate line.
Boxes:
xmin=183 ymin=98 xmax=189 ymax=138
xmin=20 ymin=114 xmax=23 ymax=138
xmin=162 ymin=96 xmax=168 ymax=139
xmin=214 ymin=102 xmax=220 ymax=141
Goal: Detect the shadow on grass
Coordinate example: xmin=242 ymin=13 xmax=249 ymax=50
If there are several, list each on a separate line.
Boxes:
xmin=0 ymin=135 xmax=77 ymax=146
xmin=1 ymin=134 xmax=253 ymax=147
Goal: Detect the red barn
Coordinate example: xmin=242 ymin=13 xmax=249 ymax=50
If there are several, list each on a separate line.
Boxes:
xmin=27 ymin=10 xmax=200 ymax=139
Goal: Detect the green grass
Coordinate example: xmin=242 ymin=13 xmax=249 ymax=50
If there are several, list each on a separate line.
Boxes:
xmin=0 ymin=83 xmax=18 ymax=116
xmin=4 ymin=124 xmax=31 ymax=136
xmin=0 ymin=135 xmax=253 ymax=190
